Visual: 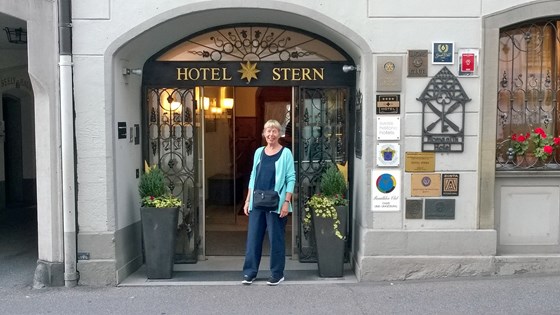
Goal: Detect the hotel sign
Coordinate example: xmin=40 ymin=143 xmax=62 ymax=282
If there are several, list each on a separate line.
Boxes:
xmin=143 ymin=61 xmax=356 ymax=87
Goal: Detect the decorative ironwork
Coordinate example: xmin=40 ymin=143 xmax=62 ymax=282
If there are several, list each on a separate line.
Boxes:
xmin=157 ymin=25 xmax=348 ymax=62
xmin=355 ymin=89 xmax=362 ymax=159
xmin=418 ymin=66 xmax=470 ymax=152
xmin=496 ymin=19 xmax=560 ymax=170
xmin=146 ymin=88 xmax=199 ymax=262
xmin=296 ymin=87 xmax=348 ymax=262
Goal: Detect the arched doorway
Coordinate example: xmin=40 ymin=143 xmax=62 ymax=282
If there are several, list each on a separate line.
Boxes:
xmin=142 ymin=24 xmax=355 ymax=264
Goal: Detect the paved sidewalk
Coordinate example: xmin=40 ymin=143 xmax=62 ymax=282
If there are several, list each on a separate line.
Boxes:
xmin=2 ymin=273 xmax=560 ymax=315
xmin=2 ymin=207 xmax=560 ymax=314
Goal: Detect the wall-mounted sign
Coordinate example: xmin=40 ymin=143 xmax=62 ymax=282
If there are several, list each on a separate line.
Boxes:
xmin=377 ymin=143 xmax=400 ymax=167
xmin=408 ymin=50 xmax=428 ymax=77
xmin=442 ymin=173 xmax=460 ymax=196
xmin=458 ymin=48 xmax=479 ymax=77
xmin=143 ymin=61 xmax=356 ymax=87
xmin=372 ymin=170 xmax=400 ymax=212
xmin=405 ymin=152 xmax=435 ymax=172
xmin=376 ymin=94 xmax=400 ymax=114
xmin=405 ymin=199 xmax=423 ymax=219
xmin=432 ymin=42 xmax=454 ymax=64
xmin=425 ymin=199 xmax=455 ymax=219
xmin=377 ymin=116 xmax=400 ymax=140
xmin=411 ymin=173 xmax=441 ymax=197
xmin=377 ymin=56 xmax=403 ymax=92
xmin=418 ymin=67 xmax=470 ymax=152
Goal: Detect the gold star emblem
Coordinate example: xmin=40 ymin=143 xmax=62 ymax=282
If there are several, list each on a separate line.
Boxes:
xmin=238 ymin=61 xmax=260 ymax=83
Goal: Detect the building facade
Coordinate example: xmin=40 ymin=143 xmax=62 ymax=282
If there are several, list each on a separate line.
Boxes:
xmin=1 ymin=0 xmax=560 ymax=286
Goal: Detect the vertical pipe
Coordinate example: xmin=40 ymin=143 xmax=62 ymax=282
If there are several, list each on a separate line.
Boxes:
xmin=58 ymin=0 xmax=78 ymax=287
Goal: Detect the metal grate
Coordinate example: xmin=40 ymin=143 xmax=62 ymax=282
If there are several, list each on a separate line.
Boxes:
xmin=496 ymin=19 xmax=560 ymax=170
xmin=146 ymin=88 xmax=199 ymax=262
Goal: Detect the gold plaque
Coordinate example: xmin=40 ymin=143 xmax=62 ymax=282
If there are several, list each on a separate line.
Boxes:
xmin=405 ymin=152 xmax=435 ymax=172
xmin=411 ymin=173 xmax=441 ymax=197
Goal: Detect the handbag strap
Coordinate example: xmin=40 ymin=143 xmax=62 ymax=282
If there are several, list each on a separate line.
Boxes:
xmin=255 ymin=147 xmax=265 ymax=182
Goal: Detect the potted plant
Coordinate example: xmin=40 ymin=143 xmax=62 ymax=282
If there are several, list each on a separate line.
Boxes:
xmin=510 ymin=128 xmax=560 ymax=167
xmin=304 ymin=164 xmax=348 ymax=277
xmin=139 ymin=162 xmax=182 ymax=279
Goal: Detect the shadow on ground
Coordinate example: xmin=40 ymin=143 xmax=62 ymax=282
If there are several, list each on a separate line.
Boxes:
xmin=0 ymin=205 xmax=37 ymax=289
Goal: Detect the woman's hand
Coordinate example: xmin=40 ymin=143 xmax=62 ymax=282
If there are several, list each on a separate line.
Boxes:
xmin=279 ymin=201 xmax=289 ymax=218
xmin=243 ymin=201 xmax=250 ymax=216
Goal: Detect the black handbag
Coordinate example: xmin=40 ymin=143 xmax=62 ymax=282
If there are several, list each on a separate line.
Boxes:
xmin=252 ymin=189 xmax=279 ymax=209
xmin=251 ymin=149 xmax=280 ymax=209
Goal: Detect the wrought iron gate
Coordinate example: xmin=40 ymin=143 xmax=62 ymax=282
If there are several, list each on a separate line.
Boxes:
xmin=144 ymin=87 xmax=199 ymax=263
xmin=295 ymin=87 xmax=350 ymax=262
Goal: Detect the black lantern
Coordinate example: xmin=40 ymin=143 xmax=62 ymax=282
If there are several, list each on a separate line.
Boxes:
xmin=4 ymin=27 xmax=27 ymax=44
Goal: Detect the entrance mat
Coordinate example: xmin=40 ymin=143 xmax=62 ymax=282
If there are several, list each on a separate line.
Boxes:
xmin=119 ymin=261 xmax=357 ymax=286
xmin=122 ymin=269 xmax=357 ymax=286
xmin=205 ymin=231 xmax=292 ymax=256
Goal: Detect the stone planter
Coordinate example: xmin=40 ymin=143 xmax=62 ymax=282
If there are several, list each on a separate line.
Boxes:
xmin=311 ymin=205 xmax=347 ymax=277
xmin=140 ymin=206 xmax=179 ymax=279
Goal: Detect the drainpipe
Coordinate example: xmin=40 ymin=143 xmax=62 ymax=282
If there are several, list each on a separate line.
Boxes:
xmin=59 ymin=0 xmax=78 ymax=288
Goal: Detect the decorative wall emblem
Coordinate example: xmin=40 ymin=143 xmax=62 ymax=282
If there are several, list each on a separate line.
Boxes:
xmin=238 ymin=61 xmax=260 ymax=83
xmin=417 ymin=66 xmax=471 ymax=152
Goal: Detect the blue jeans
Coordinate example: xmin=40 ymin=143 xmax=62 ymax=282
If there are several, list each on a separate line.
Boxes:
xmin=242 ymin=210 xmax=288 ymax=279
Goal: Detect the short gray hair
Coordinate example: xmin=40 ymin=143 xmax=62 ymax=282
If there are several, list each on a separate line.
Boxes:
xmin=263 ymin=119 xmax=282 ymax=132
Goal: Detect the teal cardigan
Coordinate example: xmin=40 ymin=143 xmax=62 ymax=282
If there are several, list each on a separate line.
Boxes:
xmin=247 ymin=146 xmax=296 ymax=213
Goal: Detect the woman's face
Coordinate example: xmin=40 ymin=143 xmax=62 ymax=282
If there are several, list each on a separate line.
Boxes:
xmin=263 ymin=127 xmax=280 ymax=145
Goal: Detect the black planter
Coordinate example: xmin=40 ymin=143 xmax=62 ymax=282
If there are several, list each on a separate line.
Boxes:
xmin=140 ymin=206 xmax=179 ymax=279
xmin=312 ymin=205 xmax=347 ymax=277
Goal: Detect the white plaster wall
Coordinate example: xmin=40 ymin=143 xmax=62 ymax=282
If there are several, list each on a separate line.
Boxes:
xmin=71 ymin=0 xmax=373 ymax=234
xmin=368 ymin=0 xmax=481 ymax=17
xmin=0 ymin=0 xmax=63 ymax=264
xmin=482 ymin=0 xmax=539 ymax=16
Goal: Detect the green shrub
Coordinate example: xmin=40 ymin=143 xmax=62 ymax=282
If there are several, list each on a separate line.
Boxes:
xmin=320 ymin=165 xmax=347 ymax=205
xmin=139 ymin=163 xmax=182 ymax=208
xmin=139 ymin=165 xmax=168 ymax=198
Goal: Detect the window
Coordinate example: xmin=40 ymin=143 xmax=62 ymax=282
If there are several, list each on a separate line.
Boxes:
xmin=496 ymin=19 xmax=560 ymax=169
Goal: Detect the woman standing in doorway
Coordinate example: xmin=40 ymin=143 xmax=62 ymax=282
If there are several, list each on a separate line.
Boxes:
xmin=242 ymin=119 xmax=295 ymax=286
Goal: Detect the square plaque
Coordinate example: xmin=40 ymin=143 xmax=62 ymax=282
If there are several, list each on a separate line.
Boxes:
xmin=442 ymin=174 xmax=460 ymax=196
xmin=425 ymin=199 xmax=455 ymax=219
xmin=405 ymin=199 xmax=423 ymax=219
xmin=408 ymin=50 xmax=428 ymax=77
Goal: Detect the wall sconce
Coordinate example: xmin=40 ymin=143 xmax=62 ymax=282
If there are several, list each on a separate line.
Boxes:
xmin=203 ymin=97 xmax=210 ymax=110
xmin=342 ymin=65 xmax=360 ymax=73
xmin=4 ymin=27 xmax=27 ymax=44
xmin=122 ymin=68 xmax=142 ymax=76
xmin=221 ymin=87 xmax=235 ymax=109
xmin=222 ymin=98 xmax=234 ymax=109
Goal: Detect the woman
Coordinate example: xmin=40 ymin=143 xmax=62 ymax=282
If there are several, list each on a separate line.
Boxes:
xmin=242 ymin=119 xmax=296 ymax=286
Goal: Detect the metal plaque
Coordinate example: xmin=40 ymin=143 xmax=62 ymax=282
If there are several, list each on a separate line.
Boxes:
xmin=377 ymin=56 xmax=402 ymax=92
xmin=411 ymin=173 xmax=441 ymax=197
xmin=376 ymin=94 xmax=400 ymax=114
xmin=442 ymin=173 xmax=460 ymax=196
xmin=408 ymin=50 xmax=428 ymax=77
xmin=405 ymin=199 xmax=423 ymax=219
xmin=405 ymin=152 xmax=435 ymax=172
xmin=425 ymin=199 xmax=455 ymax=219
